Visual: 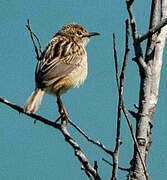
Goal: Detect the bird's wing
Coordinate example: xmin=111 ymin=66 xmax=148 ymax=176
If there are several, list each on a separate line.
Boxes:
xmin=35 ymin=38 xmax=86 ymax=88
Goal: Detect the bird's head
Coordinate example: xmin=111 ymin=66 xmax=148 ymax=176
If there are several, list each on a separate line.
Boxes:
xmin=56 ymin=23 xmax=100 ymax=46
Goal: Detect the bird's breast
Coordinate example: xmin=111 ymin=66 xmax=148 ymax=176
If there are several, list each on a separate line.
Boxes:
xmin=67 ymin=54 xmax=88 ymax=88
xmin=47 ymin=52 xmax=88 ymax=96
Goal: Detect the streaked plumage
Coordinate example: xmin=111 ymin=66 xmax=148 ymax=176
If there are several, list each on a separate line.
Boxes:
xmin=24 ymin=23 xmax=99 ymax=115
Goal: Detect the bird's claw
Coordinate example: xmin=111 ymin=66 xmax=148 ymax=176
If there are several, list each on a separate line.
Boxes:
xmin=55 ymin=113 xmax=69 ymax=124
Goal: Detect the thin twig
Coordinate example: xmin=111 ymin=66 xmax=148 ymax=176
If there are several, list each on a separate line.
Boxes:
xmin=60 ymin=124 xmax=101 ymax=180
xmin=134 ymin=104 xmax=139 ymax=110
xmin=94 ymin=161 xmax=98 ymax=175
xmin=111 ymin=19 xmax=130 ymax=180
xmin=120 ymin=20 xmax=130 ymax=79
xmin=126 ymin=0 xmax=138 ymax=40
xmin=113 ymin=34 xmax=120 ymax=89
xmin=0 ymin=97 xmax=60 ymax=129
xmin=102 ymin=158 xmax=130 ymax=172
xmin=111 ymin=33 xmax=120 ymax=180
xmin=0 ymin=96 xmax=101 ymax=180
xmin=68 ymin=119 xmax=113 ymax=156
xmin=26 ymin=19 xmax=42 ymax=60
xmin=122 ymin=105 xmax=149 ymax=180
xmin=126 ymin=0 xmax=147 ymax=70
xmin=81 ymin=167 xmax=94 ymax=180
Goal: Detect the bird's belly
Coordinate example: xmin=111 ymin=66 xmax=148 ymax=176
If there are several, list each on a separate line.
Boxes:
xmin=46 ymin=60 xmax=87 ymax=96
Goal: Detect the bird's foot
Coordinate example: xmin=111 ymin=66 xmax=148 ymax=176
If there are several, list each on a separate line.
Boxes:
xmin=55 ymin=116 xmax=61 ymax=123
xmin=60 ymin=103 xmax=69 ymax=124
xmin=61 ymin=114 xmax=69 ymax=125
xmin=56 ymin=95 xmax=69 ymax=125
xmin=55 ymin=112 xmax=69 ymax=124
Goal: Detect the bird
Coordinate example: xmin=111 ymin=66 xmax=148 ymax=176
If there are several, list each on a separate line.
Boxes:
xmin=24 ymin=23 xmax=100 ymax=121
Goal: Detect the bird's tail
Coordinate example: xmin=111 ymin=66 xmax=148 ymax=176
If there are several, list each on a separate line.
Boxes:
xmin=24 ymin=88 xmax=45 ymax=113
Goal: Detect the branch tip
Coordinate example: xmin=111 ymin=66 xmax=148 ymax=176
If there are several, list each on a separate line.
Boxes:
xmin=26 ymin=19 xmax=42 ymax=60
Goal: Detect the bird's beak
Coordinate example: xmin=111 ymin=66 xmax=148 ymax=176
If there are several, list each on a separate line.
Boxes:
xmin=87 ymin=32 xmax=100 ymax=37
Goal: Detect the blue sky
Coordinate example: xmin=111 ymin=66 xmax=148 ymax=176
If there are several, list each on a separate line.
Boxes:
xmin=0 ymin=0 xmax=167 ymax=179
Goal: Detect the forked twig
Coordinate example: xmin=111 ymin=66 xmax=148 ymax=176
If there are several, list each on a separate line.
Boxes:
xmin=126 ymin=0 xmax=147 ymax=70
xmin=68 ymin=119 xmax=113 ymax=156
xmin=26 ymin=19 xmax=42 ymax=60
xmin=139 ymin=18 xmax=167 ymax=42
xmin=0 ymin=96 xmax=101 ymax=180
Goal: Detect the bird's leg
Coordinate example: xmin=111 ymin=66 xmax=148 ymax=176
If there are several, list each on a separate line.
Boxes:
xmin=56 ymin=95 xmax=68 ymax=123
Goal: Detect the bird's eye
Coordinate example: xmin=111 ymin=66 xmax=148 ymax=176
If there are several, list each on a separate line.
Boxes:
xmin=77 ymin=31 xmax=83 ymax=36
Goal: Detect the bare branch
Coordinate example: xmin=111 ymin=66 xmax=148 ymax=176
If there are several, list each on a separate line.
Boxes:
xmin=112 ymin=19 xmax=149 ymax=180
xmin=128 ymin=110 xmax=138 ymax=118
xmin=113 ymin=33 xmax=119 ymax=89
xmin=0 ymin=96 xmax=101 ymax=180
xmin=126 ymin=0 xmax=147 ymax=70
xmin=111 ymin=20 xmax=130 ymax=180
xmin=68 ymin=119 xmax=113 ymax=156
xmin=112 ymin=33 xmax=121 ymax=180
xmin=161 ymin=0 xmax=167 ymax=20
xmin=0 ymin=96 xmax=60 ymax=129
xmin=139 ymin=18 xmax=167 ymax=42
xmin=149 ymin=0 xmax=160 ymax=28
xmin=134 ymin=104 xmax=139 ymax=110
xmin=102 ymin=158 xmax=130 ymax=172
xmin=143 ymin=0 xmax=167 ymax=163
xmin=126 ymin=0 xmax=138 ymax=40
xmin=120 ymin=20 xmax=130 ymax=84
xmin=26 ymin=19 xmax=42 ymax=60
xmin=125 ymin=1 xmax=167 ymax=180
xmin=122 ymin=105 xmax=149 ymax=180
xmin=60 ymin=124 xmax=101 ymax=180
xmin=118 ymin=20 xmax=148 ymax=177
xmin=145 ymin=0 xmax=160 ymax=61
xmin=126 ymin=0 xmax=134 ymax=6
xmin=81 ymin=167 xmax=95 ymax=180
xmin=94 ymin=161 xmax=98 ymax=175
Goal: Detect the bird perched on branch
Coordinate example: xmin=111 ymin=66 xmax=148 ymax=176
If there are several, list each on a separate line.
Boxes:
xmin=24 ymin=23 xmax=100 ymax=121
